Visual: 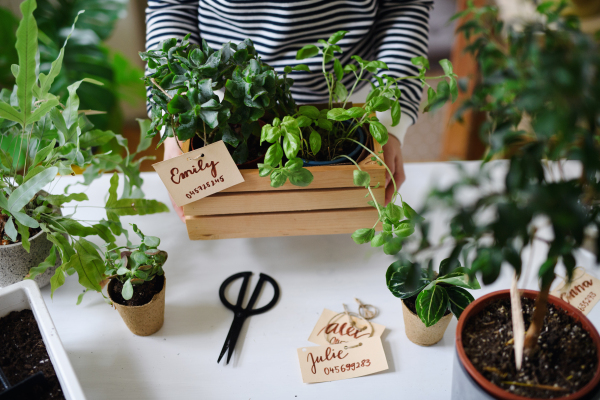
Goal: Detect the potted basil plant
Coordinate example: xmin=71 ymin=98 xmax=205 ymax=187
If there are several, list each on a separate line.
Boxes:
xmin=387 ymin=258 xmax=480 ymax=346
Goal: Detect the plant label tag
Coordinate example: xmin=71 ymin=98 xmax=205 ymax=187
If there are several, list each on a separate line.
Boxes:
xmin=297 ymin=337 xmax=388 ymax=383
xmin=152 ymin=141 xmax=244 ymax=207
xmin=308 ymin=308 xmax=386 ymax=346
xmin=551 ymin=267 xmax=600 ymax=315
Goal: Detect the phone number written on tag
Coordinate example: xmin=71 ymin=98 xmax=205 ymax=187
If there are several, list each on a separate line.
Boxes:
xmin=186 ymin=176 xmax=225 ymax=199
xmin=323 ymin=359 xmax=371 ymax=375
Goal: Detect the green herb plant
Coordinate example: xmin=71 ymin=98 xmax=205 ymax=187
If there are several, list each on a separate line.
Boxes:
xmin=141 ymin=35 xmax=298 ymax=165
xmin=386 ymin=257 xmax=480 ymax=327
xmin=104 ymin=224 xmax=166 ymax=301
xmin=258 ymin=30 xmax=458 ymax=188
xmin=0 ymin=0 xmax=168 ymax=303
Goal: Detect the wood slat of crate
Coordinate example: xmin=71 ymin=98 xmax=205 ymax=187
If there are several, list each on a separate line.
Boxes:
xmin=184 ymin=139 xmax=385 ymax=240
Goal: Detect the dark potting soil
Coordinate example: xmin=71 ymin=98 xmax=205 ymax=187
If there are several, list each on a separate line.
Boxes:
xmin=462 ymin=297 xmax=598 ymax=398
xmin=0 ymin=310 xmax=65 ymax=400
xmin=110 ymin=274 xmax=165 ymax=307
xmin=403 ymin=294 xmax=451 ymax=316
xmin=303 ymin=126 xmax=360 ymax=162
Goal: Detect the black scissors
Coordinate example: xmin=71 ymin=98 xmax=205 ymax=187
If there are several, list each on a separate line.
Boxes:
xmin=218 ymin=271 xmax=280 ymax=364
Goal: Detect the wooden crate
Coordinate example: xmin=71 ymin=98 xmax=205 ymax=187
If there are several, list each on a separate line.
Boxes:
xmin=183 ymin=140 xmax=386 ymax=240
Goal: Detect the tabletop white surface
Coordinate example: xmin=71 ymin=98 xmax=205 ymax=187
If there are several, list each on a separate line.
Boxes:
xmin=36 ymin=161 xmax=600 ymax=400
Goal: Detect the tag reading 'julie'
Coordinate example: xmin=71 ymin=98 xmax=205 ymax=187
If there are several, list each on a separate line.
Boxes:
xmin=551 ymin=267 xmax=600 ymax=315
xmin=152 ymin=141 xmax=244 ymax=207
xmin=308 ymin=308 xmax=386 ymax=346
xmin=297 ymin=337 xmax=388 ymax=383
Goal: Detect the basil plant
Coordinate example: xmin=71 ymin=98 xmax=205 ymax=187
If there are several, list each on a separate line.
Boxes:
xmin=141 ymin=34 xmax=297 ymax=165
xmin=386 ymin=258 xmax=481 ymax=327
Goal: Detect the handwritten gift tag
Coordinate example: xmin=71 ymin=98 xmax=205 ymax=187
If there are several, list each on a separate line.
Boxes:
xmin=308 ymin=308 xmax=386 ymax=346
xmin=551 ymin=267 xmax=600 ymax=315
xmin=152 ymin=141 xmax=244 ymax=207
xmin=297 ymin=337 xmax=388 ymax=383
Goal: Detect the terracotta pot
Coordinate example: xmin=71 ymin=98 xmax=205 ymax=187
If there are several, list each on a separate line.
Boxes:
xmin=108 ymin=276 xmax=166 ymax=336
xmin=455 ymin=289 xmax=600 ymax=400
xmin=402 ymin=299 xmax=453 ymax=346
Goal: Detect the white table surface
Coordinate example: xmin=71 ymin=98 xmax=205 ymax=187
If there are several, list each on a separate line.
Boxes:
xmin=38 ymin=161 xmax=600 ymax=400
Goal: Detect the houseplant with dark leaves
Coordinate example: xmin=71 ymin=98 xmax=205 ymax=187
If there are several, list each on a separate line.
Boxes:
xmin=0 ymin=0 xmax=168 ymax=299
xmin=141 ymin=35 xmax=298 ymax=165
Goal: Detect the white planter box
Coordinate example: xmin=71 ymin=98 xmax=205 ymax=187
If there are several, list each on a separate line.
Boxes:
xmin=0 ymin=280 xmax=86 ymax=400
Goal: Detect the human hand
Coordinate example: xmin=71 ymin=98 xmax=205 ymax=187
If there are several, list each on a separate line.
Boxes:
xmin=163 ymin=137 xmax=186 ymax=223
xmin=382 ymin=135 xmax=406 ymax=205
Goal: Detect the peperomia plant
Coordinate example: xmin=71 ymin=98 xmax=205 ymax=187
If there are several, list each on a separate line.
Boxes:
xmin=104 ymin=224 xmax=167 ymax=301
xmin=0 ymin=0 xmax=168 ymax=302
xmin=141 ymin=35 xmax=298 ymax=164
xmin=386 ymin=258 xmax=480 ymax=327
xmin=258 ymin=30 xmax=458 ymax=188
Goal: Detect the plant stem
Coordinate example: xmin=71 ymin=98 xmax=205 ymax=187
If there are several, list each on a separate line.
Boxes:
xmin=523 ymin=280 xmax=552 ymax=355
xmin=343 ymin=68 xmax=364 ymax=109
xmin=150 ymin=78 xmax=172 ymax=100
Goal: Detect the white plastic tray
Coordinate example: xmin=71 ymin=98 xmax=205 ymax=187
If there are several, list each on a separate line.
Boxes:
xmin=0 ymin=280 xmax=86 ymax=400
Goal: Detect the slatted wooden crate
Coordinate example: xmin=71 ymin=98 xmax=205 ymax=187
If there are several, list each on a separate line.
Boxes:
xmin=183 ymin=126 xmax=386 ymax=240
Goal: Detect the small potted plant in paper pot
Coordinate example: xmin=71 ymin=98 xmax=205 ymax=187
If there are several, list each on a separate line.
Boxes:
xmin=386 ymin=257 xmax=480 ymax=346
xmin=106 ymin=225 xmax=168 ymax=336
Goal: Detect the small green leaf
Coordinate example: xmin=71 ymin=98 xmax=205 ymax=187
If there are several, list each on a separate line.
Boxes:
xmin=309 ymin=130 xmax=321 ymax=154
xmin=292 ymin=64 xmax=311 ymax=72
xmin=333 ymin=58 xmax=344 ymax=81
xmin=383 ymin=236 xmax=403 ymax=255
xmin=296 ymin=44 xmax=319 ymax=60
xmin=50 ymin=268 xmax=66 ymax=299
xmin=416 ymin=284 xmax=449 ymax=327
xmin=15 ymin=219 xmax=30 ymax=252
xmin=446 ymin=286 xmax=474 ymax=319
xmin=328 ymin=30 xmax=348 ymax=44
xmin=4 ymin=216 xmax=17 ymax=242
xmin=371 ymin=232 xmax=390 ymax=247
xmin=353 ymin=170 xmax=371 ymax=188
xmin=144 ymin=236 xmax=160 ymax=248
xmin=122 ymin=279 xmax=134 ymax=300
xmin=288 ymin=168 xmax=314 ymax=187
xmin=351 ymin=228 xmax=375 ymax=244
xmin=385 ymin=203 xmax=403 ymax=222
xmin=298 ymin=106 xmax=320 ymax=119
xmin=393 ymin=221 xmax=414 ymax=238
xmin=390 ymin=101 xmax=401 ymax=127
xmin=369 ymin=121 xmax=388 ymax=145
xmin=265 ymin=142 xmax=283 ymax=167
xmin=439 ymin=59 xmax=453 ymax=76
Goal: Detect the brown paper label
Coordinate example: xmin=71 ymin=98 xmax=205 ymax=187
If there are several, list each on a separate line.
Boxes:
xmin=550 ymin=267 xmax=600 ymax=315
xmin=308 ymin=308 xmax=386 ymax=346
xmin=152 ymin=141 xmax=244 ymax=207
xmin=297 ymin=337 xmax=388 ymax=383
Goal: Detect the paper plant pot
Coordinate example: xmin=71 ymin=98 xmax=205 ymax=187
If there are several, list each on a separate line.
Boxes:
xmin=108 ymin=276 xmax=166 ymax=336
xmin=401 ymin=299 xmax=453 ymax=346
xmin=0 ymin=229 xmax=59 ymax=289
xmin=454 ymin=290 xmax=600 ymax=400
xmin=0 ymin=280 xmax=86 ymax=400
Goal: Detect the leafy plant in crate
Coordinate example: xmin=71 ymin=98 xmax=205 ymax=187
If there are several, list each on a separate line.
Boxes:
xmin=141 ymin=35 xmax=299 ymax=167
xmin=401 ymin=2 xmax=600 ymax=398
xmin=0 ymin=0 xmax=168 ymax=297
xmin=105 ymin=224 xmax=168 ymax=336
xmin=258 ymin=30 xmax=458 ymax=188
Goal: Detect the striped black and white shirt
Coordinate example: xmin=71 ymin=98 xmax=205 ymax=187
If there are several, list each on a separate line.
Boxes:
xmin=145 ymin=0 xmax=432 ymax=142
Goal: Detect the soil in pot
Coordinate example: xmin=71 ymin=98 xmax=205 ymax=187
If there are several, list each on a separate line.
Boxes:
xmin=462 ymin=297 xmax=598 ymax=399
xmin=0 ymin=310 xmax=65 ymax=400
xmin=109 ymin=274 xmax=165 ymax=307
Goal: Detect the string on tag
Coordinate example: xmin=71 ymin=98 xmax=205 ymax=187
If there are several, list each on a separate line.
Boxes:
xmin=344 ymin=342 xmax=362 ymax=350
xmin=551 ymin=267 xmax=587 ymax=295
xmin=188 ymin=153 xmax=205 ymax=161
xmin=355 ymin=298 xmax=378 ymax=320
xmin=343 ymin=304 xmax=366 ymax=331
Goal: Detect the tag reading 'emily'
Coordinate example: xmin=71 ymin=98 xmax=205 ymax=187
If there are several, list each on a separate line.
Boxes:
xmin=308 ymin=308 xmax=386 ymax=346
xmin=152 ymin=141 xmax=244 ymax=207
xmin=551 ymin=267 xmax=600 ymax=315
xmin=297 ymin=337 xmax=388 ymax=383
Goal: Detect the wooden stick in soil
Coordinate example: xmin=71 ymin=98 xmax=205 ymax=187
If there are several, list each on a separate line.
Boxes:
xmin=523 ymin=283 xmax=551 ymax=356
xmin=510 ymin=272 xmax=525 ymax=370
xmin=501 ymin=381 xmax=568 ymax=392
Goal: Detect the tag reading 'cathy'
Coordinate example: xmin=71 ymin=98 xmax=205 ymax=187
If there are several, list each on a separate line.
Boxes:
xmin=308 ymin=308 xmax=386 ymax=346
xmin=297 ymin=337 xmax=388 ymax=383
xmin=551 ymin=267 xmax=600 ymax=315
xmin=152 ymin=141 xmax=244 ymax=207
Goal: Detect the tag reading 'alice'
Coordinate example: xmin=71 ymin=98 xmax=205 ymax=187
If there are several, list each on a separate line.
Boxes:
xmin=550 ymin=267 xmax=600 ymax=315
xmin=152 ymin=141 xmax=244 ymax=207
xmin=297 ymin=337 xmax=388 ymax=383
xmin=308 ymin=308 xmax=386 ymax=346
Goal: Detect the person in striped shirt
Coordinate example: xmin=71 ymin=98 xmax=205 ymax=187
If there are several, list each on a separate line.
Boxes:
xmin=146 ymin=0 xmax=432 ymax=222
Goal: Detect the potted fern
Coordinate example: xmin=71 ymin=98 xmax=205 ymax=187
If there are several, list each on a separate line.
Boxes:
xmin=0 ymin=0 xmax=168 ymax=298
